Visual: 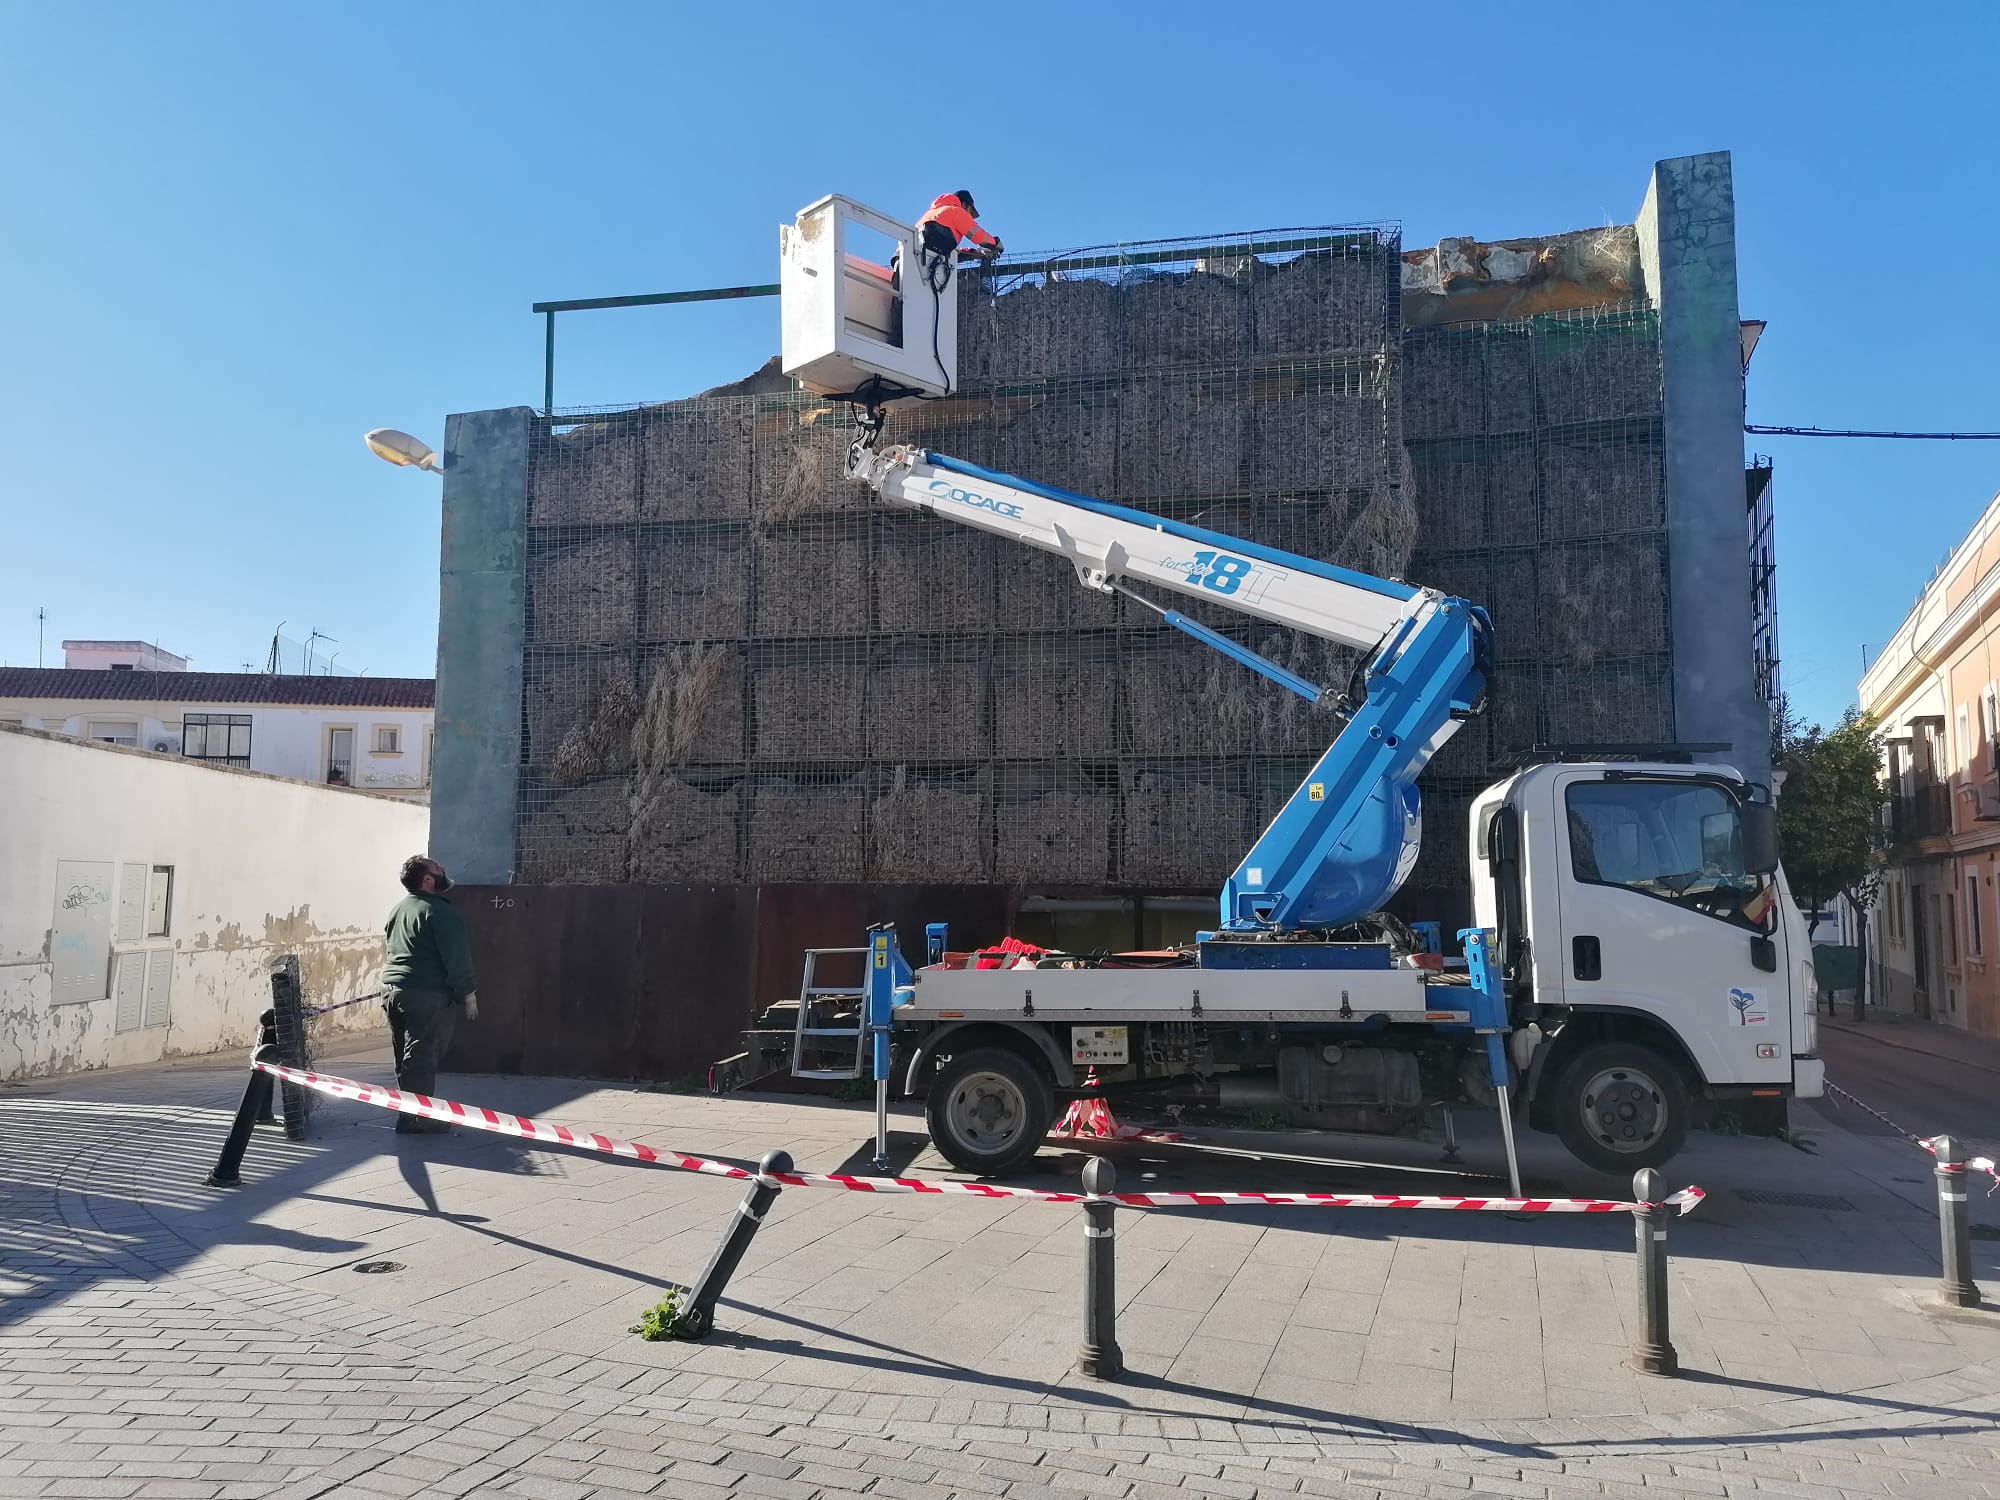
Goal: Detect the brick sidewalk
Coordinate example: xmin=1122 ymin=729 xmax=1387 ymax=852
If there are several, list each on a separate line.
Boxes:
xmin=1 ymin=1038 xmax=1997 ymax=1499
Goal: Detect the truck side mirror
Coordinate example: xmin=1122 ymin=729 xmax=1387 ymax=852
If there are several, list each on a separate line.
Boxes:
xmin=1742 ymin=801 xmax=1779 ymax=875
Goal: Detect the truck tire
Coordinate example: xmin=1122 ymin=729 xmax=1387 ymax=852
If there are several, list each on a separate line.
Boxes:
xmin=925 ymin=1046 xmax=1054 ymax=1176
xmin=1551 ymin=1042 xmax=1689 ymax=1174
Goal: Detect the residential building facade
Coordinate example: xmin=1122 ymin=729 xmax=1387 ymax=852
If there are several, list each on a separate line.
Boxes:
xmin=0 ymin=669 xmax=436 ymax=802
xmin=1858 ymin=488 xmax=2000 ymax=1038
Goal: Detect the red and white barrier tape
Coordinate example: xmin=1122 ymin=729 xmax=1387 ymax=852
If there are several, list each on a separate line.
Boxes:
xmin=252 ymin=1061 xmax=1702 ymax=1215
xmin=1919 ymin=1135 xmax=2000 ymax=1190
xmin=1090 ymin=1185 xmax=1705 ymax=1214
xmin=253 ymin=1061 xmax=762 ymax=1182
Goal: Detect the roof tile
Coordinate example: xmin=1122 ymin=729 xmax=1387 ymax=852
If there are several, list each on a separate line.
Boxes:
xmin=0 ymin=668 xmax=434 ymax=709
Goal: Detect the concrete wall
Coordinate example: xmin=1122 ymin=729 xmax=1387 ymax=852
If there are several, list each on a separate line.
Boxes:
xmin=1637 ymin=152 xmax=1770 ymax=784
xmin=0 ymin=725 xmax=429 ymax=1081
xmin=63 ymin=642 xmax=187 ymax=671
xmin=432 ymin=407 xmax=532 ymax=883
xmin=0 ymin=699 xmax=434 ymax=799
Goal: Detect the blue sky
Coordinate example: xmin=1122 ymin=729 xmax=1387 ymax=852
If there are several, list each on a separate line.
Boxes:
xmin=3 ymin=3 xmax=1995 ymax=733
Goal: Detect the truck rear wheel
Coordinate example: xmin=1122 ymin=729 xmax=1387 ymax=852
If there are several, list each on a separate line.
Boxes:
xmin=1551 ymin=1042 xmax=1689 ymax=1174
xmin=926 ymin=1047 xmax=1054 ymax=1176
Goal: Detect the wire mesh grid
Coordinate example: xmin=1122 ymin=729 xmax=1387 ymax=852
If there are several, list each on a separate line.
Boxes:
xmin=1405 ymin=302 xmax=1672 ymax=773
xmin=516 ymin=232 xmax=1669 ymax=899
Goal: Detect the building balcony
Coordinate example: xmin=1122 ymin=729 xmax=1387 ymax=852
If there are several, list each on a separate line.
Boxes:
xmin=1890 ymin=784 xmax=1953 ymax=844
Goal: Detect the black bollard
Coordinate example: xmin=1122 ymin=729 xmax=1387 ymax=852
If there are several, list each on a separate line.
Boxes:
xmin=270 ymin=959 xmax=310 ymax=1140
xmin=1076 ymin=1157 xmax=1125 ymax=1380
xmin=253 ymin=1009 xmax=279 ymax=1125
xmin=1932 ymin=1135 xmax=1983 ymax=1310
xmin=1627 ymin=1167 xmax=1678 ymax=1375
xmin=206 ymin=1045 xmax=281 ymax=1188
xmin=671 ymin=1150 xmax=792 ymax=1340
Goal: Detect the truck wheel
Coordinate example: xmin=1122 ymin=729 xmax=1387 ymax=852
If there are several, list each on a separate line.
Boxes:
xmin=1552 ymin=1043 xmax=1689 ymax=1174
xmin=926 ymin=1047 xmax=1054 ymax=1176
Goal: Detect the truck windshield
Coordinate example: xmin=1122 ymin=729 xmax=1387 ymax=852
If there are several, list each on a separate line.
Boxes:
xmin=1564 ymin=780 xmax=1773 ymax=932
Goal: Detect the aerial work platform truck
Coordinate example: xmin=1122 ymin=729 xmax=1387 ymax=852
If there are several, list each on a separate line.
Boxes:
xmin=758 ymin=196 xmax=1823 ymax=1189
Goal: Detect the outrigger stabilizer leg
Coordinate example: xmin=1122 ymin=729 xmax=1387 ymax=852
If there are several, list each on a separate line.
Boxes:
xmin=1460 ymin=927 xmax=1525 ymax=1199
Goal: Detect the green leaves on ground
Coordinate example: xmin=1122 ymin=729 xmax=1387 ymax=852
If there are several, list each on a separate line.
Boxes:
xmin=628 ymin=1290 xmax=682 ymax=1341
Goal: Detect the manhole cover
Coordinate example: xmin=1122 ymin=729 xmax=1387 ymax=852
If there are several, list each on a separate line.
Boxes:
xmin=352 ymin=1260 xmax=404 ymax=1274
xmin=1734 ymin=1189 xmax=1857 ymax=1211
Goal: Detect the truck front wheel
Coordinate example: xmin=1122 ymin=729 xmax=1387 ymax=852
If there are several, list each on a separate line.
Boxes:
xmin=1551 ymin=1042 xmax=1690 ymax=1174
xmin=926 ymin=1047 xmax=1054 ymax=1176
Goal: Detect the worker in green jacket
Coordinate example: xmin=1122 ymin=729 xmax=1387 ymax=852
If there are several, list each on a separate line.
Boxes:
xmin=380 ymin=855 xmax=479 ymax=1132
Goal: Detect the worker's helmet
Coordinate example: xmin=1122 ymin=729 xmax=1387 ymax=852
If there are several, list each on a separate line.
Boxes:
xmin=955 ymin=190 xmax=978 ymax=217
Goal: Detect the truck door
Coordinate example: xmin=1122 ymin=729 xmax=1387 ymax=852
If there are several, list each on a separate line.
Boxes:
xmin=1554 ymin=772 xmax=1790 ymax=1086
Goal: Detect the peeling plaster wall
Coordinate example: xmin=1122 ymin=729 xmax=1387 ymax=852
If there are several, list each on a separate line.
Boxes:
xmin=0 ymin=725 xmax=429 ymax=1081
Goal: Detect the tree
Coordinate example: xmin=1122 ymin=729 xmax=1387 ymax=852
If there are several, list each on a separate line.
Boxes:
xmin=1774 ymin=703 xmax=1887 ymax=1015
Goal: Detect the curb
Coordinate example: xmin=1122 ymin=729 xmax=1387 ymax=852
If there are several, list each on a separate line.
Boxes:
xmin=1824 ymin=1017 xmax=2000 ymax=1078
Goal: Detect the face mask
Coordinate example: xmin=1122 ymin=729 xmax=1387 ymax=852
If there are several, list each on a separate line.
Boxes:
xmin=432 ymin=870 xmax=453 ymax=893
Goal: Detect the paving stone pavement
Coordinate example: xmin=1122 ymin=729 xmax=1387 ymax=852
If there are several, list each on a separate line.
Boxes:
xmin=2 ymin=1035 xmax=1997 ymax=1499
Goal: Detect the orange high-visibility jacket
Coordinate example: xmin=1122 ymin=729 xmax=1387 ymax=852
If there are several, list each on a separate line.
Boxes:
xmin=917 ymin=194 xmax=998 ymax=250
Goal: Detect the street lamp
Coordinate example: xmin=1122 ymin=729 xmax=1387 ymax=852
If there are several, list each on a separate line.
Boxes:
xmin=364 ymin=429 xmax=443 ymax=474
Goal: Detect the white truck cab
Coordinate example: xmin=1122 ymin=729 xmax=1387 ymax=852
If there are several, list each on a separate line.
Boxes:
xmin=1473 ymin=762 xmax=1821 ymax=1170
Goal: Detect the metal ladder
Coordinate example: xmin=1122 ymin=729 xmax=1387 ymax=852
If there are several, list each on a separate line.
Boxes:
xmin=792 ymin=947 xmax=869 ymax=1080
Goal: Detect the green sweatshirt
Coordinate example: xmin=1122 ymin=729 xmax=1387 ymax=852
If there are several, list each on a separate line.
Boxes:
xmin=381 ymin=893 xmax=478 ymax=999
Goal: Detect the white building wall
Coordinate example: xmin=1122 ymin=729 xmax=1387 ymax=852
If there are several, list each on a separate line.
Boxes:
xmin=0 ymin=699 xmax=434 ymax=799
xmin=0 ymin=725 xmax=429 ymax=1081
xmin=62 ymin=642 xmax=188 ymax=672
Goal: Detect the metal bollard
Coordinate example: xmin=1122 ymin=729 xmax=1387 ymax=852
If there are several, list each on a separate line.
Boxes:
xmin=671 ymin=1149 xmax=792 ymax=1340
xmin=1931 ymin=1135 xmax=1982 ymax=1309
xmin=253 ymin=1010 xmax=279 ymax=1125
xmin=1627 ymin=1167 xmax=1678 ymax=1376
xmin=270 ymin=959 xmax=310 ymax=1140
xmin=1076 ymin=1157 xmax=1125 ymax=1380
xmin=206 ymin=1045 xmax=281 ymax=1188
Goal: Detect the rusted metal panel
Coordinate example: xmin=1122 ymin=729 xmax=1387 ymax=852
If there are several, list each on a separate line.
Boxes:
xmin=635 ymin=885 xmax=757 ymax=1080
xmin=747 ymin=885 xmax=1015 ymax=1017
xmin=447 ymin=882 xmax=1005 ymax=1083
xmin=446 ymin=884 xmax=645 ymax=1078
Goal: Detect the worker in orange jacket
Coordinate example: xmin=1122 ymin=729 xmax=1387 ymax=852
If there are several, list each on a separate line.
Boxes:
xmin=918 ymin=190 xmax=1003 ymax=262
xmin=889 ymin=192 xmax=1001 ymax=357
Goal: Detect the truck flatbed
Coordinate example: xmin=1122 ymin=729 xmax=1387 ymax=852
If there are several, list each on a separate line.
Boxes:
xmin=905 ymin=963 xmax=1474 ymax=1025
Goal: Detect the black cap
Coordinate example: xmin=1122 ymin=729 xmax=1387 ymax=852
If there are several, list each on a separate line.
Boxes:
xmin=955 ymin=190 xmax=978 ymax=216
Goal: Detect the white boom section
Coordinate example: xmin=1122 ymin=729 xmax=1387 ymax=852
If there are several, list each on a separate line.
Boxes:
xmin=849 ymin=445 xmax=1420 ymax=651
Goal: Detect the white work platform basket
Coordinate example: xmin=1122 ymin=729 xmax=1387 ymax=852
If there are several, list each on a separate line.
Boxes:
xmin=780 ymin=194 xmax=958 ymax=402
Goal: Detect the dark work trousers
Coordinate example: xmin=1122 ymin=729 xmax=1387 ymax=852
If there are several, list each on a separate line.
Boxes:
xmin=383 ymin=986 xmax=458 ymax=1131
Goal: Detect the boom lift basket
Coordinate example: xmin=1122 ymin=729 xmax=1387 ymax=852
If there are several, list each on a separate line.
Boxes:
xmin=780 ymin=195 xmax=958 ymax=403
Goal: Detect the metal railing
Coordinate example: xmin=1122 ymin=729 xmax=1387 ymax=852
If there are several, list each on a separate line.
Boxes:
xmin=1889 ymin=783 xmax=1952 ymax=843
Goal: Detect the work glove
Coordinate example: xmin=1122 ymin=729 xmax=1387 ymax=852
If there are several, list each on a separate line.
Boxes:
xmin=462 ymin=991 xmax=479 ymax=1021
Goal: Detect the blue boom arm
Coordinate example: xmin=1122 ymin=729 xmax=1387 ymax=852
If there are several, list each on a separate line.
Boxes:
xmin=847 ymin=445 xmax=1492 ymax=932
